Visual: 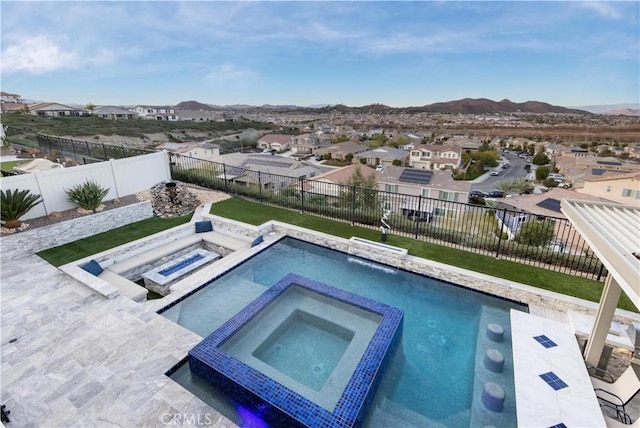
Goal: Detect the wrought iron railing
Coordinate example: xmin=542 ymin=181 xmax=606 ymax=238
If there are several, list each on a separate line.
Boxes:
xmin=170 ymin=153 xmax=606 ymax=281
xmin=35 ymin=133 xmax=154 ymax=164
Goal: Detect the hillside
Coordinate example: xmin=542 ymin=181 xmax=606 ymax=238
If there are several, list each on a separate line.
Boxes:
xmin=401 ymin=98 xmax=591 ymax=115
xmin=173 ymin=100 xmax=217 ymax=111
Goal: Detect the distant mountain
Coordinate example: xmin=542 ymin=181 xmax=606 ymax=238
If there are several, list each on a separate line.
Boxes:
xmin=572 ymin=103 xmax=640 ymax=114
xmin=173 ymin=100 xmax=216 ymax=111
xmin=170 ymin=98 xmax=596 ymax=114
xmin=401 ymin=98 xmax=591 ymax=115
xmin=604 ymin=108 xmax=640 ymax=116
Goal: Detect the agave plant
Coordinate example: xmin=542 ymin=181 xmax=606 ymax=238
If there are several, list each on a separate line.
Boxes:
xmin=0 ymin=189 xmax=43 ymax=229
xmin=66 ymin=180 xmax=110 ymax=212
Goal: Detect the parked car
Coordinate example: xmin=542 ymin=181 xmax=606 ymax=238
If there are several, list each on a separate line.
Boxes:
xmin=557 ymin=181 xmax=572 ymax=189
xmin=502 ymin=163 xmax=510 ymax=169
xmin=315 ymin=155 xmax=323 ymax=161
xmin=490 ymin=170 xmax=500 ymax=176
xmin=488 ymin=190 xmax=505 ymax=198
xmin=470 ymin=189 xmax=489 ymax=198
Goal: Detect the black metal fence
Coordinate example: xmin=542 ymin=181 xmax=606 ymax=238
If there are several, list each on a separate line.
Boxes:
xmin=35 ymin=133 xmax=154 ymax=164
xmin=169 ymin=153 xmax=606 ymax=281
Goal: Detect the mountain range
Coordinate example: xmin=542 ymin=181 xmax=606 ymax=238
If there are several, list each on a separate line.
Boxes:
xmin=174 ymin=98 xmax=595 ymax=115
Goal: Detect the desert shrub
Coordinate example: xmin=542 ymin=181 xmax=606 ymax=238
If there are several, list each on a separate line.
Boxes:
xmin=66 ymin=180 xmax=110 ymax=212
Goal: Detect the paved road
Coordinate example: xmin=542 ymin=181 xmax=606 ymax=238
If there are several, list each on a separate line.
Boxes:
xmin=474 ymin=152 xmax=531 ymax=193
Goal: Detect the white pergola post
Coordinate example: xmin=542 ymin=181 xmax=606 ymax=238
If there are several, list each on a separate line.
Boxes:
xmin=584 ymin=274 xmax=623 ymax=367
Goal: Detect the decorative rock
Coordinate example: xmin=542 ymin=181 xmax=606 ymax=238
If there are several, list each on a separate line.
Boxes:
xmin=481 ymin=381 xmax=506 ymax=412
xmin=149 ymin=181 xmax=200 ymax=218
xmin=487 ymin=323 xmax=504 ymax=342
xmin=484 ymin=349 xmax=505 ymax=373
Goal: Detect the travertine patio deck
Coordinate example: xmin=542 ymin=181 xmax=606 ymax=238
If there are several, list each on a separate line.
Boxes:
xmin=1 ymin=223 xmax=639 ymax=426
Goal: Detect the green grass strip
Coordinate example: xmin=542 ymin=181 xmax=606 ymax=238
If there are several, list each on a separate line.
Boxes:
xmin=0 ymin=160 xmax=30 ymax=171
xmin=37 ymin=214 xmax=192 ymax=267
xmin=211 ymin=198 xmax=636 ymax=312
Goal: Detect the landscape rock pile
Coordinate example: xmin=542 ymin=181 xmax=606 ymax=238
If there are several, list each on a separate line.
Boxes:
xmin=149 ymin=181 xmax=200 ymax=218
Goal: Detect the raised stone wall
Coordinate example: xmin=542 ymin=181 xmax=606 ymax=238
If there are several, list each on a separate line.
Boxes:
xmin=0 ymin=201 xmax=153 ymax=262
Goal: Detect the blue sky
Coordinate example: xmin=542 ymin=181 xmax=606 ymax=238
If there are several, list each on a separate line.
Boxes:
xmin=1 ymin=1 xmax=638 ymax=108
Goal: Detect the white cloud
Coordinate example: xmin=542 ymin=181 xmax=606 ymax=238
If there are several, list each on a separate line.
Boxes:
xmin=1 ymin=35 xmax=131 ymax=75
xmin=206 ymin=63 xmax=260 ymax=83
xmin=580 ymin=1 xmax=622 ymax=19
xmin=1 ymin=36 xmax=79 ymax=74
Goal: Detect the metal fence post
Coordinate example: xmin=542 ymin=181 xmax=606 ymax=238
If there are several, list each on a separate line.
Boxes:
xmin=258 ymin=171 xmax=263 ymax=203
xmin=414 ymin=194 xmax=422 ymax=239
xmin=223 ymin=164 xmax=229 ymax=192
xmin=351 ymin=185 xmax=357 ymax=225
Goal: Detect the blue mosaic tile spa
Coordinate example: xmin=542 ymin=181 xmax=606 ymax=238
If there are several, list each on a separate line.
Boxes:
xmin=188 ymin=273 xmax=404 ymax=428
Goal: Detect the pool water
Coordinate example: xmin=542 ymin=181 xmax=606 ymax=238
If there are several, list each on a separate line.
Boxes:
xmin=251 ymin=310 xmax=354 ymax=392
xmin=162 ymin=237 xmax=527 ymax=427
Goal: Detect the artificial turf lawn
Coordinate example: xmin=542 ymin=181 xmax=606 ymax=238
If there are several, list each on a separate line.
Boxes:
xmin=210 ymin=198 xmax=636 ymax=312
xmin=37 ymin=214 xmax=192 ymax=267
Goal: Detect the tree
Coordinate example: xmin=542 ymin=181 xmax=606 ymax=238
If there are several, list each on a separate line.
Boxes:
xmin=339 ymin=167 xmax=378 ymax=211
xmin=85 ymin=103 xmax=96 ymax=115
xmin=516 ymin=219 xmax=555 ymax=246
xmin=536 ymin=166 xmax=549 ymax=181
xmin=532 ymin=148 xmax=550 ymax=165
xmin=345 ymin=153 xmax=354 ymax=163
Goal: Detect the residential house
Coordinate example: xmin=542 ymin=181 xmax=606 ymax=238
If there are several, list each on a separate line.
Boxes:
xmin=556 ymin=155 xmax=640 ymax=188
xmin=309 ymin=164 xmax=472 ymax=220
xmin=177 ymin=110 xmax=225 ymax=122
xmin=256 ymin=134 xmax=293 ymax=152
xmin=0 ymin=102 xmax=28 ymax=113
xmin=1 ymin=92 xmax=22 ymax=103
xmin=28 ymin=103 xmax=85 ymax=117
xmin=377 ymin=166 xmax=471 ymax=219
xmin=409 ymin=144 xmax=462 ymax=170
xmin=496 ymin=188 xmax=616 ymax=251
xmin=577 ymin=172 xmax=640 ymax=205
xmin=315 ymin=141 xmax=367 ymax=161
xmin=156 ymin=142 xmax=221 ymax=162
xmin=213 ymin=153 xmax=326 ymax=190
xmin=133 ymin=105 xmax=178 ymax=121
xmin=561 ymin=146 xmax=591 ymax=158
xmin=93 ymin=106 xmax=137 ymax=120
xmin=355 ymin=146 xmax=409 ymax=168
xmin=290 ymin=133 xmax=331 ymax=155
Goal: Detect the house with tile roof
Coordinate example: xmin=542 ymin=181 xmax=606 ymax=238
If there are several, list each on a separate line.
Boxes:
xmin=28 ymin=102 xmax=85 ymax=117
xmin=409 ymin=144 xmax=462 ymax=170
xmin=93 ymin=106 xmax=137 ymax=120
xmin=577 ymin=171 xmax=640 ymax=205
xmin=133 ymin=105 xmax=178 ymax=121
xmin=315 ymin=141 xmax=367 ymax=161
xmin=355 ymin=146 xmax=409 ymax=168
xmin=256 ymin=134 xmax=293 ymax=152
xmin=156 ymin=142 xmax=221 ymax=162
xmin=307 ymin=164 xmax=470 ymax=220
xmin=0 ymin=92 xmax=22 ymax=103
xmin=290 ymin=133 xmax=331 ymax=155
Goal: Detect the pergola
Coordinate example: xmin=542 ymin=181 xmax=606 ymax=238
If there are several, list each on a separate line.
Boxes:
xmin=561 ymin=199 xmax=640 ymax=367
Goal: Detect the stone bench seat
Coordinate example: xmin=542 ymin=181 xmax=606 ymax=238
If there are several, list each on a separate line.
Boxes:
xmin=199 ymin=231 xmax=252 ymax=252
xmin=107 ymin=234 xmax=203 ymax=275
xmin=99 ymin=269 xmax=148 ymax=302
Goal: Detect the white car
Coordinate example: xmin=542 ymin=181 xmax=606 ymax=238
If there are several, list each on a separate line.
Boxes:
xmin=490 ymin=170 xmax=500 ymax=176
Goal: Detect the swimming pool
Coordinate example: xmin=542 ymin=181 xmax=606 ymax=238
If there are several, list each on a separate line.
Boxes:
xmin=161 ymin=237 xmax=528 ymax=427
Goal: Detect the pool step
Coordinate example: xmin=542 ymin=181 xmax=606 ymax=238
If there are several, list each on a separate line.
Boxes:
xmin=368 ymin=397 xmax=449 ymax=428
xmin=469 ymin=305 xmax=517 ymax=428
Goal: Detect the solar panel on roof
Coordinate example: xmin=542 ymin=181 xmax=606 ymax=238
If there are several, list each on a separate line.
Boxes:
xmin=596 ymin=160 xmax=622 ymax=166
xmin=245 ymin=159 xmax=292 ymax=168
xmin=398 ymin=169 xmax=433 ymax=184
xmin=536 ymin=198 xmax=562 ymax=213
xmin=592 ymin=168 xmax=606 ymax=176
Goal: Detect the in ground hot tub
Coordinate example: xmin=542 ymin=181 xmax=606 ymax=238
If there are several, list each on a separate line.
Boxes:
xmin=188 ymin=273 xmax=403 ymax=427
